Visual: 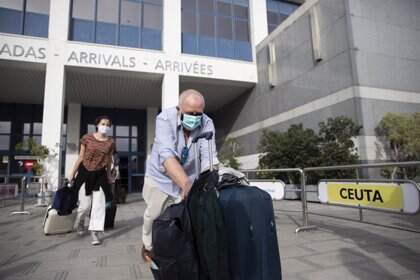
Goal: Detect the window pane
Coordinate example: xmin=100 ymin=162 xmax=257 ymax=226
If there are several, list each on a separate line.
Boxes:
xmin=217 ymin=38 xmax=234 ymax=59
xmin=217 ymin=16 xmax=232 ymax=39
xmin=26 ymin=0 xmax=49 ymax=14
xmin=143 ymin=3 xmax=162 ymax=30
xmin=87 ymin=124 xmax=96 ymax=133
xmin=116 ymin=138 xmax=129 ymax=152
xmin=198 ymin=0 xmax=214 ymax=13
xmin=121 ymin=0 xmax=141 ymax=27
xmin=131 ymin=126 xmax=138 ymax=137
xmin=0 ymin=135 xmax=10 ymax=150
xmin=235 ymin=41 xmax=251 ymax=61
xmin=234 ymin=5 xmax=248 ymax=19
xmin=116 ymin=126 xmax=129 ymax=137
xmin=182 ymin=0 xmax=196 ymax=10
xmin=24 ymin=123 xmax=31 ymax=134
xmin=97 ymin=0 xmax=119 ymax=23
xmin=234 ymin=19 xmax=249 ymax=41
xmin=72 ymin=0 xmax=95 ymax=21
xmin=34 ymin=136 xmax=42 ymax=145
xmin=142 ymin=28 xmax=162 ymax=50
xmin=279 ymin=2 xmax=298 ymax=15
xmin=199 ymin=14 xmax=214 ymax=37
xmin=233 ymin=0 xmax=248 ymax=6
xmin=182 ymin=33 xmax=198 ymax=54
xmin=62 ymin=124 xmax=67 ymax=136
xmin=267 ymin=11 xmax=277 ymax=25
xmin=33 ymin=122 xmax=42 ymax=135
xmin=217 ymin=2 xmax=231 ymax=16
xmin=24 ymin=0 xmax=50 ymax=37
xmin=131 ymin=138 xmax=138 ymax=152
xmin=182 ymin=11 xmax=196 ymax=34
xmin=0 ymin=0 xmax=23 ymax=34
xmin=120 ymin=0 xmax=141 ymax=47
xmin=71 ymin=0 xmax=95 ymax=42
xmin=0 ymin=122 xmax=11 ymax=134
xmin=96 ymin=0 xmax=118 ymax=45
xmin=0 ymin=0 xmax=23 ymax=10
xmin=199 ymin=36 xmax=216 ymax=56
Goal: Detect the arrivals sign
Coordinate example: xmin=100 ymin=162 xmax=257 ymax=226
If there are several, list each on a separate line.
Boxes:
xmin=318 ymin=181 xmax=420 ymax=214
xmin=66 ymin=50 xmax=214 ymax=76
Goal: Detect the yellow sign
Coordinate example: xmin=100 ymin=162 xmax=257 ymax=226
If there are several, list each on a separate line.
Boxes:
xmin=326 ymin=182 xmax=404 ymax=210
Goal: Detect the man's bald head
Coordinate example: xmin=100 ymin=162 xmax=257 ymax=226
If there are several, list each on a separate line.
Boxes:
xmin=178 ymin=89 xmax=205 ymax=113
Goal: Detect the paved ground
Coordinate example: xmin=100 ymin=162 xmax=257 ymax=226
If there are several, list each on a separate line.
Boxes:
xmin=0 ymin=194 xmax=420 ymax=280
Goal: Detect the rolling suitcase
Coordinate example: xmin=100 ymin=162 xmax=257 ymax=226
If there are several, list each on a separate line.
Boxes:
xmin=43 ymin=206 xmax=77 ymax=235
xmin=104 ymin=202 xmax=117 ymax=229
xmin=218 ymin=185 xmax=282 ymax=280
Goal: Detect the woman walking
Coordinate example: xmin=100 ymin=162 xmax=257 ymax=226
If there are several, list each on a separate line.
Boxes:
xmin=69 ymin=116 xmax=115 ymax=245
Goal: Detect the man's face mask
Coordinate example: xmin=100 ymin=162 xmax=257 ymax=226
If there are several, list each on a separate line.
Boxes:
xmin=181 ymin=113 xmax=202 ymax=131
xmin=98 ymin=125 xmax=111 ymax=135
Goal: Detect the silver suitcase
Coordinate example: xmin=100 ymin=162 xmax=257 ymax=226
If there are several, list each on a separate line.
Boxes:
xmin=43 ymin=206 xmax=77 ymax=235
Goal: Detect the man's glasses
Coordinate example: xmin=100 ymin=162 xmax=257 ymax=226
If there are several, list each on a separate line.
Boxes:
xmin=184 ymin=112 xmax=203 ymax=116
xmin=180 ymin=145 xmax=189 ymax=165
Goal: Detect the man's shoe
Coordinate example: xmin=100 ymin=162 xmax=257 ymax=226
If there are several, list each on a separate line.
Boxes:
xmin=91 ymin=231 xmax=101 ymax=246
xmin=141 ymin=245 xmax=153 ymax=263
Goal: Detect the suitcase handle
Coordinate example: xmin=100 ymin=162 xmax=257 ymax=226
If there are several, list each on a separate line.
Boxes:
xmin=193 ymin=132 xmax=214 ymax=176
xmin=192 ymin=132 xmax=213 ymax=143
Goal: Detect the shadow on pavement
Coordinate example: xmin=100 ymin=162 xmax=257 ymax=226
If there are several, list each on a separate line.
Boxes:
xmin=316 ymin=221 xmax=420 ymax=279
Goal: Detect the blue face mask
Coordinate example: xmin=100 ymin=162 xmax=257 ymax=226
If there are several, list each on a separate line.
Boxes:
xmin=181 ymin=113 xmax=202 ymax=131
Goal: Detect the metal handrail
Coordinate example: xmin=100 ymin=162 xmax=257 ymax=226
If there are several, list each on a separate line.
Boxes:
xmin=302 ymin=161 xmax=420 ymax=233
xmin=0 ymin=174 xmax=48 ymax=214
xmin=304 ymin=161 xmax=420 ymax=171
xmin=241 ymin=168 xmax=316 ymax=233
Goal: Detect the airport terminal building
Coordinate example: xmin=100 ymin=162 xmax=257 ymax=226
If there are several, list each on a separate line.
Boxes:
xmin=1 ymin=0 xmax=419 ymax=191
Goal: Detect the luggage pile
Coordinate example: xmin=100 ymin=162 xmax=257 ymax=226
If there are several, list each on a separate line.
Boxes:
xmin=151 ymin=132 xmax=282 ymax=280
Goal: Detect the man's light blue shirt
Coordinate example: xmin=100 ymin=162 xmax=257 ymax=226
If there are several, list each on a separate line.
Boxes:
xmin=145 ymin=107 xmax=219 ymax=197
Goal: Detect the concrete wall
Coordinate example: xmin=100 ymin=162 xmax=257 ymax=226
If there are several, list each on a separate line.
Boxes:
xmin=214 ymin=0 xmax=420 ymax=167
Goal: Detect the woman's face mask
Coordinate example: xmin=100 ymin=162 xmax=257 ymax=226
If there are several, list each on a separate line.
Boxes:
xmin=98 ymin=125 xmax=111 ymax=135
xmin=181 ymin=113 xmax=202 ymax=131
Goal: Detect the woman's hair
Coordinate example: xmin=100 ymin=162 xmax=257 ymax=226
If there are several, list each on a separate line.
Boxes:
xmin=94 ymin=115 xmax=112 ymax=126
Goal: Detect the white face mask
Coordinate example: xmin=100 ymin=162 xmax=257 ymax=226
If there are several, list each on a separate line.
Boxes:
xmin=98 ymin=125 xmax=110 ymax=135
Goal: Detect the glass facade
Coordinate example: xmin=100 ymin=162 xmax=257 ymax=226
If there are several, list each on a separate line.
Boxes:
xmin=0 ymin=0 xmax=50 ymax=37
xmin=182 ymin=0 xmax=252 ymax=61
xmin=70 ymin=0 xmax=163 ymax=50
xmin=266 ymin=0 xmax=299 ymax=33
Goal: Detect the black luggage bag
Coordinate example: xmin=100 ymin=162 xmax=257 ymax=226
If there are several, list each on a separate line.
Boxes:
xmin=218 ymin=184 xmax=282 ymax=280
xmin=151 ymin=200 xmax=199 ymax=280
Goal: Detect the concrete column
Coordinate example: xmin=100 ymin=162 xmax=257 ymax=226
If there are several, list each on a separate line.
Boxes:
xmin=163 ymin=0 xmax=181 ymax=56
xmin=146 ymin=107 xmax=158 ymax=157
xmin=41 ymin=0 xmax=71 ymax=190
xmin=64 ymin=103 xmax=81 ymax=177
xmin=162 ymin=73 xmax=180 ymax=109
xmin=249 ymin=0 xmax=268 ymax=60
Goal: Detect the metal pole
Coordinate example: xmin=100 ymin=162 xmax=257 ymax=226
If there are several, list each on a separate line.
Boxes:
xmin=194 ymin=143 xmax=200 ymax=178
xmin=295 ymin=170 xmax=317 ymax=233
xmin=11 ymin=176 xmax=30 ymax=215
xmin=208 ymin=140 xmax=213 ymax=172
xmin=355 ymin=169 xmax=363 ymax=222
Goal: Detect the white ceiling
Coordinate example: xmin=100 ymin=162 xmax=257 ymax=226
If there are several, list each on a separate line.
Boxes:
xmin=0 ymin=62 xmax=254 ymax=113
xmin=0 ymin=60 xmax=45 ymax=104
xmin=65 ymin=66 xmax=163 ymax=109
xmin=180 ymin=76 xmax=254 ymax=112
